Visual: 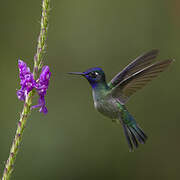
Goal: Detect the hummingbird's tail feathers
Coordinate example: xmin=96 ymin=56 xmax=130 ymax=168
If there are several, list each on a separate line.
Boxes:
xmin=119 ymin=108 xmax=147 ymax=151
xmin=122 ymin=123 xmax=147 ymax=151
xmin=129 ymin=124 xmax=147 ymax=144
xmin=127 ymin=126 xmax=138 ymax=148
xmin=122 ymin=123 xmax=133 ymax=151
xmin=133 ymin=124 xmax=147 ymax=141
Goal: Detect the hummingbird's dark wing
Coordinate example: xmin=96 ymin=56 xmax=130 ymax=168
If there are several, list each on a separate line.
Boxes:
xmin=108 ymin=49 xmax=159 ymax=88
xmin=111 ymin=59 xmax=173 ymax=104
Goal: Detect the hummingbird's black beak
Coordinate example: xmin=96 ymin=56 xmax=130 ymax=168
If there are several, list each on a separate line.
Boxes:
xmin=68 ymin=72 xmax=85 ymax=76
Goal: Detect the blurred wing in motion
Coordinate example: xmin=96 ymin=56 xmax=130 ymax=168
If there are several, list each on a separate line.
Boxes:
xmin=111 ymin=59 xmax=173 ymax=104
xmin=109 ymin=49 xmax=159 ymax=88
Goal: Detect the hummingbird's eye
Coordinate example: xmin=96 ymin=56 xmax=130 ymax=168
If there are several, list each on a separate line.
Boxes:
xmin=89 ymin=71 xmax=99 ymax=78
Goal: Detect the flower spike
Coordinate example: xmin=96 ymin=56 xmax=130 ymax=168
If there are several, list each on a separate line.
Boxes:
xmin=17 ymin=60 xmax=35 ymax=101
xmin=33 ymin=66 xmax=51 ymax=114
xmin=17 ymin=60 xmax=51 ymax=114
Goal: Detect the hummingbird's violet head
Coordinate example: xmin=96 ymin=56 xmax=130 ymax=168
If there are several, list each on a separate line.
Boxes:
xmin=69 ymin=67 xmax=106 ymax=88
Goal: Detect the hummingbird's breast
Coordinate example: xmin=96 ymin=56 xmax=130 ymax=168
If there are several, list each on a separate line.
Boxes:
xmin=93 ymin=90 xmax=120 ymax=119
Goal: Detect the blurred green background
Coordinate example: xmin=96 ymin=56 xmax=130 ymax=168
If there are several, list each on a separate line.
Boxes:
xmin=0 ymin=0 xmax=179 ymax=179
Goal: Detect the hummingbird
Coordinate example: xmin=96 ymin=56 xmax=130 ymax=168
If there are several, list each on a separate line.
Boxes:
xmin=69 ymin=50 xmax=173 ymax=151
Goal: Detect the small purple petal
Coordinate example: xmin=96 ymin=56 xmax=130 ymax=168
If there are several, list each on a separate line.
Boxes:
xmin=38 ymin=66 xmax=51 ymax=87
xmin=31 ymin=104 xmax=42 ymax=109
xmin=31 ymin=94 xmax=48 ymax=114
xmin=39 ymin=106 xmax=48 ymax=114
xmin=18 ymin=60 xmax=26 ymax=69
xmin=17 ymin=89 xmax=25 ymax=101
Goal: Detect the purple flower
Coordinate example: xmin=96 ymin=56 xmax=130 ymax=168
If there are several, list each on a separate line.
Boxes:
xmin=32 ymin=66 xmax=51 ymax=114
xmin=31 ymin=95 xmax=48 ymax=114
xmin=17 ymin=60 xmax=35 ymax=101
xmin=17 ymin=60 xmax=51 ymax=114
xmin=35 ymin=66 xmax=51 ymax=96
xmin=17 ymin=89 xmax=25 ymax=101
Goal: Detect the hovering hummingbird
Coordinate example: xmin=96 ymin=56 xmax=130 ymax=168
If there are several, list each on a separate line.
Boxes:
xmin=69 ymin=50 xmax=173 ymax=151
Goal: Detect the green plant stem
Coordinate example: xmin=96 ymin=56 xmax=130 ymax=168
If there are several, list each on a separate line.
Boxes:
xmin=33 ymin=0 xmax=50 ymax=79
xmin=2 ymin=92 xmax=33 ymax=180
xmin=2 ymin=0 xmax=50 ymax=179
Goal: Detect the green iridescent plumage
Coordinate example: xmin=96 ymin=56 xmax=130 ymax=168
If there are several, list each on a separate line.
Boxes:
xmin=69 ymin=50 xmax=173 ymax=151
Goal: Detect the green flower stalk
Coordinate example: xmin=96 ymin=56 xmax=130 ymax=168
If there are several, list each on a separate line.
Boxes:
xmin=2 ymin=0 xmax=51 ymax=179
xmin=34 ymin=0 xmax=50 ymax=79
